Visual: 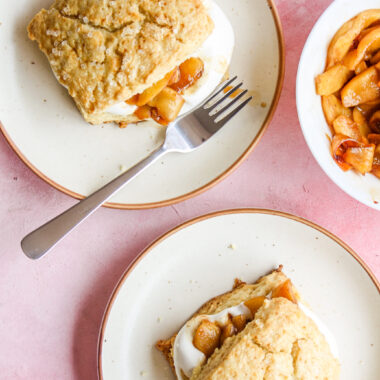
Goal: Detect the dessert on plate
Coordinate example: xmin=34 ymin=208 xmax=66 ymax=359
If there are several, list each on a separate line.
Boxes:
xmin=157 ymin=267 xmax=340 ymax=380
xmin=27 ymin=0 xmax=234 ymax=127
xmin=315 ymin=9 xmax=380 ymax=179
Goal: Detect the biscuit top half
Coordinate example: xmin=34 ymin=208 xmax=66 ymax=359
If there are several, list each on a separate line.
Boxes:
xmin=28 ymin=0 xmax=214 ymax=115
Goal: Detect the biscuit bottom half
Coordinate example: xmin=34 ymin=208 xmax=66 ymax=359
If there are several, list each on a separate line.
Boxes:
xmin=156 ymin=268 xmax=340 ymax=380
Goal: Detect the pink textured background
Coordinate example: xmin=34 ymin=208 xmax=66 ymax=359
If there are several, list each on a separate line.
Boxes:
xmin=0 ymin=0 xmax=379 ymax=379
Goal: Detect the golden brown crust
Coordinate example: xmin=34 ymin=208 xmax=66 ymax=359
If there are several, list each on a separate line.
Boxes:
xmin=27 ymin=0 xmax=213 ymax=121
xmin=191 ymin=298 xmax=340 ymax=380
xmin=195 ymin=269 xmax=296 ymax=316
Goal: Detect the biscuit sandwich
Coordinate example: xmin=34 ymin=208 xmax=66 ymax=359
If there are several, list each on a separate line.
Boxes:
xmin=27 ymin=0 xmax=234 ymax=127
xmin=156 ymin=267 xmax=340 ymax=380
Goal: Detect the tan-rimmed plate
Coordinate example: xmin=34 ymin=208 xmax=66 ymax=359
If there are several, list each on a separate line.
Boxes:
xmin=98 ymin=209 xmax=380 ymax=380
xmin=0 ymin=0 xmax=284 ymax=210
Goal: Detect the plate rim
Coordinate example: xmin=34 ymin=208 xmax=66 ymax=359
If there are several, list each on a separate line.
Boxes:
xmin=97 ymin=207 xmax=380 ymax=379
xmin=0 ymin=0 xmax=285 ymax=210
xmin=296 ymin=0 xmax=380 ymax=212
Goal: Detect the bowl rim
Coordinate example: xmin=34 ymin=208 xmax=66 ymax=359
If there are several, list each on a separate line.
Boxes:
xmin=296 ymin=0 xmax=380 ymax=211
xmin=96 ymin=207 xmax=380 ymax=379
xmin=0 ymin=0 xmax=285 ymax=210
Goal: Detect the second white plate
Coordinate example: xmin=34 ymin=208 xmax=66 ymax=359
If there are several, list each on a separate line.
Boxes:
xmin=99 ymin=209 xmax=380 ymax=380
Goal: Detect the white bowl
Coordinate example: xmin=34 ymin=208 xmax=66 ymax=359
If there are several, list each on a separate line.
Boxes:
xmin=296 ymin=0 xmax=380 ymax=211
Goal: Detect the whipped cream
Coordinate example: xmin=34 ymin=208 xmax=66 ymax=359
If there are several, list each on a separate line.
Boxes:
xmin=173 ymin=303 xmax=252 ymax=380
xmin=173 ymin=301 xmax=339 ymax=380
xmin=104 ymin=0 xmax=235 ymax=118
xmin=104 ymin=102 xmax=137 ymax=116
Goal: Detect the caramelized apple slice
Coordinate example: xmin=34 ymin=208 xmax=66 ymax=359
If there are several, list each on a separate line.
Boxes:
xmin=353 ymin=107 xmax=371 ymax=137
xmin=369 ymin=110 xmax=380 ymax=133
xmin=132 ymin=69 xmax=177 ymax=107
xmin=171 ymin=57 xmax=204 ymax=93
xmin=368 ymin=133 xmax=380 ymax=145
xmin=134 ymin=105 xmax=151 ymax=121
xmin=327 ymin=9 xmax=380 ymax=67
xmin=355 ymin=60 xmax=368 ymax=75
xmin=244 ymin=296 xmax=266 ymax=317
xmin=372 ymin=145 xmax=380 ymax=178
xmin=315 ymin=64 xmax=353 ymax=96
xmin=341 ymin=66 xmax=380 ymax=107
xmin=346 ymin=27 xmax=380 ymax=70
xmin=333 ymin=115 xmax=361 ymax=140
xmin=322 ymin=94 xmax=352 ymax=125
xmin=220 ymin=319 xmax=236 ymax=345
xmin=272 ymin=280 xmax=298 ymax=304
xmin=168 ymin=67 xmax=181 ymax=86
xmin=331 ymin=134 xmax=361 ymax=171
xmin=343 ymin=145 xmax=375 ymax=174
xmin=370 ymin=50 xmax=380 ymax=65
xmin=149 ymin=87 xmax=185 ymax=124
xmin=193 ymin=320 xmax=221 ymax=358
xmin=232 ymin=314 xmax=247 ymax=333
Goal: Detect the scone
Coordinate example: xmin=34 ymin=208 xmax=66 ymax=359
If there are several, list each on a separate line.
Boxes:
xmin=156 ymin=267 xmax=340 ymax=380
xmin=27 ymin=0 xmax=234 ymax=127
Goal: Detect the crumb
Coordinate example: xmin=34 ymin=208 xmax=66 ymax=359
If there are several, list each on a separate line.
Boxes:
xmin=119 ymin=164 xmax=127 ymax=172
xmin=140 ymin=370 xmax=147 ymax=376
xmin=233 ymin=278 xmax=246 ymax=288
xmin=43 ymin=99 xmax=47 ymax=102
xmin=157 ymin=317 xmax=161 ymax=323
xmin=260 ymin=102 xmax=267 ymax=108
xmin=228 ymin=243 xmax=236 ymax=250
xmin=31 ymin=61 xmax=35 ymax=64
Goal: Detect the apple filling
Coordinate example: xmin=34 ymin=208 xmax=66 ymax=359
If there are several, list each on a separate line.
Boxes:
xmin=192 ymin=280 xmax=298 ymax=358
xmin=125 ymin=57 xmax=204 ymax=126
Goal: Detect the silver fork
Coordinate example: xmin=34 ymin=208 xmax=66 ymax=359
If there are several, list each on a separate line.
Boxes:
xmin=21 ymin=76 xmax=252 ymax=259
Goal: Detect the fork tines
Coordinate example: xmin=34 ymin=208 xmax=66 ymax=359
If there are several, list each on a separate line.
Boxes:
xmin=203 ymin=76 xmax=253 ymax=126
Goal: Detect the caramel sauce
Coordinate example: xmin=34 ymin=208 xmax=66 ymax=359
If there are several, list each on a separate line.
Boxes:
xmin=223 ymin=85 xmax=244 ymax=98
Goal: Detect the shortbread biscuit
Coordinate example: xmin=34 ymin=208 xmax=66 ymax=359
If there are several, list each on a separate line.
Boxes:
xmin=157 ymin=268 xmax=340 ymax=380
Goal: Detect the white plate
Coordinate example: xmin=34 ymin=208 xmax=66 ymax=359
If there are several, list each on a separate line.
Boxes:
xmin=297 ymin=0 xmax=380 ymax=211
xmin=98 ymin=209 xmax=380 ymax=380
xmin=0 ymin=0 xmax=284 ymax=209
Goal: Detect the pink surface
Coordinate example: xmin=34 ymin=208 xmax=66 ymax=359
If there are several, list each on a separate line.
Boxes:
xmin=0 ymin=0 xmax=379 ymax=379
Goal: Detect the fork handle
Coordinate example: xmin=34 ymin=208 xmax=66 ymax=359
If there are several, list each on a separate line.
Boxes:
xmin=21 ymin=145 xmax=167 ymax=260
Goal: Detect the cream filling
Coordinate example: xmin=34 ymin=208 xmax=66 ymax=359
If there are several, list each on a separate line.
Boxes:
xmin=173 ymin=301 xmax=339 ymax=380
xmin=103 ymin=0 xmax=235 ymax=118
